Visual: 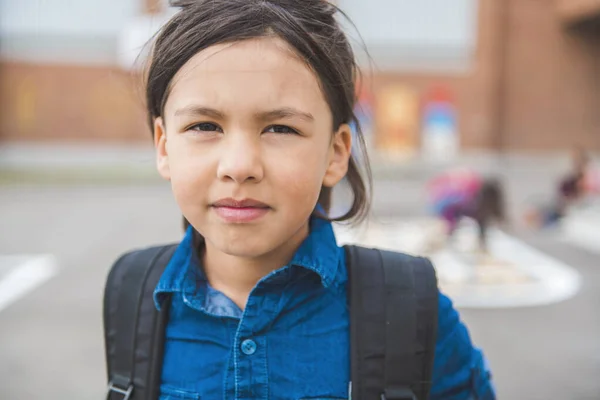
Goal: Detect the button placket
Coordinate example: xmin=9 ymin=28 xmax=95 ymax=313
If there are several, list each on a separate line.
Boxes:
xmin=233 ymin=290 xmax=272 ymax=400
xmin=233 ymin=334 xmax=268 ymax=399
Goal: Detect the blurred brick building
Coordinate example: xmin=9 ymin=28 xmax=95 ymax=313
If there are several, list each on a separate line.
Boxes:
xmin=0 ymin=0 xmax=599 ymax=151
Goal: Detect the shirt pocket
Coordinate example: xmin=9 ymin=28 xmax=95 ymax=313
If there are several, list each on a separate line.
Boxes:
xmin=159 ymin=386 xmax=201 ymax=400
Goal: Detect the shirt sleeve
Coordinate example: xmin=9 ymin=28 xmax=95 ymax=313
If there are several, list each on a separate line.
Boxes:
xmin=429 ymin=292 xmax=496 ymax=400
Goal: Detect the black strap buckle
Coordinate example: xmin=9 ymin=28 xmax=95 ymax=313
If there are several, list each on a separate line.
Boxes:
xmin=107 ymin=381 xmax=133 ymax=400
xmin=381 ymin=388 xmax=417 ymax=400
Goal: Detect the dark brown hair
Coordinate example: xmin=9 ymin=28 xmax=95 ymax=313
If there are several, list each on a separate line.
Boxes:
xmin=146 ymin=0 xmax=371 ymax=223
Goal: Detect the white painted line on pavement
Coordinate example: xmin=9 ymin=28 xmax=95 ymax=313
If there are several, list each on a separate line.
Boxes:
xmin=441 ymin=229 xmax=582 ymax=309
xmin=0 ymin=255 xmax=59 ymax=313
xmin=334 ymin=218 xmax=582 ymax=309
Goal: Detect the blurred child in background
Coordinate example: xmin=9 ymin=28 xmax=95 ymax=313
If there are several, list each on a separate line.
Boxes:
xmin=525 ymin=147 xmax=599 ymax=228
xmin=428 ymin=168 xmax=506 ymax=253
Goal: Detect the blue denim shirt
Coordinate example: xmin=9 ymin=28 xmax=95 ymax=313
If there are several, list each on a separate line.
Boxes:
xmin=154 ymin=217 xmax=495 ymax=400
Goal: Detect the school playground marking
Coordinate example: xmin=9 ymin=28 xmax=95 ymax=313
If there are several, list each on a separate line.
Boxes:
xmin=334 ymin=218 xmax=582 ymax=309
xmin=0 ymin=254 xmax=58 ymax=313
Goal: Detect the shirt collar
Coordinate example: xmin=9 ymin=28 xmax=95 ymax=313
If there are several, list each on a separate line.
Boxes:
xmin=153 ymin=224 xmax=198 ymax=310
xmin=153 ymin=213 xmax=344 ymax=310
xmin=288 ymin=215 xmax=342 ymax=288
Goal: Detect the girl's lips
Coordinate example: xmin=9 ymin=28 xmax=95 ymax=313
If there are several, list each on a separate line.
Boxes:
xmin=211 ymin=198 xmax=271 ymax=223
xmin=212 ymin=205 xmax=270 ymax=223
xmin=211 ymin=197 xmax=269 ymax=208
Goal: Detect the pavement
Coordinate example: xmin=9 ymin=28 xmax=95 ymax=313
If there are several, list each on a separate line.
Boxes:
xmin=1 ymin=143 xmax=600 ymax=399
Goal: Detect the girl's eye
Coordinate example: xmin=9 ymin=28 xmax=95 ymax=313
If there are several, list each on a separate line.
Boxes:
xmin=189 ymin=122 xmax=223 ymax=132
xmin=265 ymin=125 xmax=298 ymax=135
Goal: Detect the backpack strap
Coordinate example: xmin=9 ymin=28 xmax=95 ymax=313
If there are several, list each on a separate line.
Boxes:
xmin=345 ymin=246 xmax=438 ymax=400
xmin=104 ymin=244 xmax=177 ymax=400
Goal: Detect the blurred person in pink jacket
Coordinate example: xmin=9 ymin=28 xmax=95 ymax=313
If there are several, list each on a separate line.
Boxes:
xmin=428 ymin=168 xmax=506 ymax=253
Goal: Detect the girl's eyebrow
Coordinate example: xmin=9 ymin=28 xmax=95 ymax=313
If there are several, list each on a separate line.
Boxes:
xmin=174 ymin=105 xmax=314 ymax=123
xmin=256 ymin=107 xmax=314 ymax=123
xmin=174 ymin=105 xmax=224 ymax=119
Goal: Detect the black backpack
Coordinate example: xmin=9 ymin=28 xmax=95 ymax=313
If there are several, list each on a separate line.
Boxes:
xmin=104 ymin=244 xmax=438 ymax=400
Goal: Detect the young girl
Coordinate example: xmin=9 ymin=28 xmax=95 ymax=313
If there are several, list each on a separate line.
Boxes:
xmin=113 ymin=0 xmax=495 ymax=398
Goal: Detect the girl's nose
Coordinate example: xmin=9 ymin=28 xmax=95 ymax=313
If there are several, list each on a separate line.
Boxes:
xmin=216 ymin=134 xmax=264 ymax=184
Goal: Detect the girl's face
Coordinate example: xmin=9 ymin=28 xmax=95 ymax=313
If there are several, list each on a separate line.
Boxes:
xmin=154 ymin=37 xmax=352 ymax=259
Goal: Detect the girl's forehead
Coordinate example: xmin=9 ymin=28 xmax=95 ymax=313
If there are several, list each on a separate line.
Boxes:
xmin=166 ymin=37 xmax=329 ymax=113
xmin=171 ymin=37 xmax=316 ymax=88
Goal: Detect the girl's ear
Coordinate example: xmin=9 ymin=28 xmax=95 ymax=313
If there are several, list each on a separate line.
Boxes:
xmin=154 ymin=117 xmax=171 ymax=180
xmin=323 ymin=123 xmax=352 ymax=188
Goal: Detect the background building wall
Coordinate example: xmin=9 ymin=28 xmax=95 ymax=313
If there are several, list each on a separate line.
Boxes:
xmin=502 ymin=0 xmax=600 ymax=150
xmin=365 ymin=0 xmax=600 ymax=151
xmin=0 ymin=0 xmax=598 ymax=150
xmin=363 ymin=0 xmax=505 ymax=150
xmin=0 ymin=0 xmax=159 ymax=142
xmin=0 ymin=62 xmax=148 ymax=142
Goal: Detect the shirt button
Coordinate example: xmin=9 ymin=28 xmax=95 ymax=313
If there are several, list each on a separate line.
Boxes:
xmin=241 ymin=339 xmax=257 ymax=355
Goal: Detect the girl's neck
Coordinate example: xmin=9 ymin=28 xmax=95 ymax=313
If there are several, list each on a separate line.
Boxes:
xmin=201 ymin=223 xmax=309 ymax=310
